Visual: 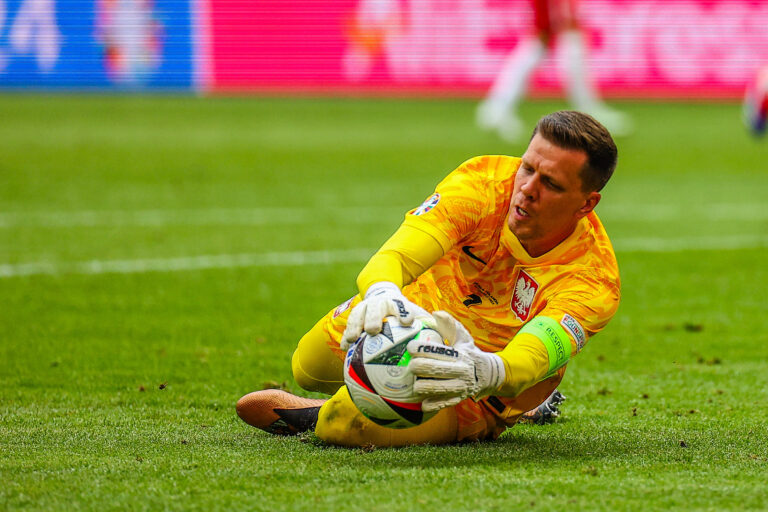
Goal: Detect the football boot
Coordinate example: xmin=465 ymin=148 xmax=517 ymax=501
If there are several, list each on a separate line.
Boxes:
xmin=518 ymin=389 xmax=566 ymax=425
xmin=236 ymin=389 xmax=326 ymax=435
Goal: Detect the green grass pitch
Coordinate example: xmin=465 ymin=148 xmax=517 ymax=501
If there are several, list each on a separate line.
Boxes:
xmin=1 ymin=95 xmax=766 ymax=511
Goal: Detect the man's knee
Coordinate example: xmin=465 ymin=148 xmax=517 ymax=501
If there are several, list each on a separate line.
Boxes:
xmin=291 ymin=321 xmax=344 ymax=395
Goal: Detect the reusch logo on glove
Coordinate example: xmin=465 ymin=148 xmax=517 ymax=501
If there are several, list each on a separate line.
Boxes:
xmin=393 ymin=299 xmax=409 ymax=318
xmin=417 ymin=345 xmax=459 ymax=358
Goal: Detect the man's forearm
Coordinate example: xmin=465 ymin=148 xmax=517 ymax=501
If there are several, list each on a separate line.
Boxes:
xmin=357 ymin=224 xmax=445 ymax=295
xmin=495 ymin=332 xmax=557 ymax=397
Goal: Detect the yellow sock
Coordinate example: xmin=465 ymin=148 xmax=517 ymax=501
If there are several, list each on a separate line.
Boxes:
xmin=315 ymin=386 xmax=458 ymax=447
xmin=291 ymin=320 xmax=344 ymax=395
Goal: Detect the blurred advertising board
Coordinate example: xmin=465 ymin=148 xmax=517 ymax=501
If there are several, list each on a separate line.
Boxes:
xmin=2 ymin=0 xmax=766 ymax=95
xmin=0 ymin=0 xmax=194 ymax=89
xmin=202 ymin=0 xmax=768 ymax=98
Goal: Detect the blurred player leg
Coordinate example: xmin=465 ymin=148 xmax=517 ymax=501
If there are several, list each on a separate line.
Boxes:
xmin=477 ymin=0 xmax=555 ymax=142
xmin=546 ymin=0 xmax=631 ymax=135
xmin=477 ymin=0 xmax=562 ymax=142
xmin=343 ymin=0 xmax=403 ymax=81
xmin=743 ymin=65 xmax=768 ymax=136
xmin=477 ymin=37 xmax=546 ymax=142
xmin=560 ymin=30 xmax=632 ymax=135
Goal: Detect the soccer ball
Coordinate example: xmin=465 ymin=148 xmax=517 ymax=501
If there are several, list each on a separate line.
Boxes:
xmin=743 ymin=66 xmax=768 ymax=136
xmin=344 ymin=316 xmax=442 ymax=429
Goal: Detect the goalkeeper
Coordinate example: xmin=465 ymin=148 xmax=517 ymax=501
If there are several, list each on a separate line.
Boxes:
xmin=237 ymin=110 xmax=621 ymax=446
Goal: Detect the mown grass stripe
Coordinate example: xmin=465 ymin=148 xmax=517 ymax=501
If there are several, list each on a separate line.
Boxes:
xmin=0 ymin=249 xmax=374 ymax=278
xmin=1 ymin=202 xmax=766 ymax=228
xmin=1 ymin=235 xmax=766 ymax=278
xmin=613 ymin=234 xmax=768 ymax=252
xmin=0 ymin=208 xmax=403 ymax=227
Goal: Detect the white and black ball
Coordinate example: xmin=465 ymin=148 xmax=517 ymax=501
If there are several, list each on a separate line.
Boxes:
xmin=343 ymin=316 xmax=443 ymax=429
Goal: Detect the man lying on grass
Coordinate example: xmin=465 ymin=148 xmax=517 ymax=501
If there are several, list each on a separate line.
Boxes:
xmin=238 ymin=110 xmax=620 ymax=446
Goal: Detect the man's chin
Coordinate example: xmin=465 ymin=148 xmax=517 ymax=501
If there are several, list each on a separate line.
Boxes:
xmin=508 ymin=223 xmax=533 ymax=241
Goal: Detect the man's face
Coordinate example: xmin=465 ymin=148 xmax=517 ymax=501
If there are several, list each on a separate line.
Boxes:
xmin=507 ymin=133 xmax=601 ymax=257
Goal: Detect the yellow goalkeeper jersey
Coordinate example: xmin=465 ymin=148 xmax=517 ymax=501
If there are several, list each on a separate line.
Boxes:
xmin=399 ymin=155 xmax=620 ymax=357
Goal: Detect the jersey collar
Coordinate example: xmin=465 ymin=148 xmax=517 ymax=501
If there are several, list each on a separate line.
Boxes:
xmin=501 ymin=215 xmax=592 ymax=265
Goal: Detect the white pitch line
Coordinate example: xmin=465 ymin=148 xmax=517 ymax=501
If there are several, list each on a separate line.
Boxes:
xmin=1 ymin=203 xmax=767 ymax=228
xmin=1 ymin=235 xmax=767 ymax=278
xmin=0 ymin=207 xmax=404 ymax=228
xmin=613 ymin=234 xmax=768 ymax=252
xmin=0 ymin=249 xmax=374 ymax=278
xmin=599 ymin=202 xmax=768 ymax=222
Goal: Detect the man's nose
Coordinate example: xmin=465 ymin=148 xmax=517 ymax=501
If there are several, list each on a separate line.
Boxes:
xmin=520 ymin=175 xmax=538 ymax=198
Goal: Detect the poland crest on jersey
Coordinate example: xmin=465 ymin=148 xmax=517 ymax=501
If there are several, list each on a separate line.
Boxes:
xmin=511 ymin=269 xmax=538 ymax=321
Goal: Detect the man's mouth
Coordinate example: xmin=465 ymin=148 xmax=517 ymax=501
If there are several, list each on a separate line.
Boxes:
xmin=515 ymin=206 xmax=530 ymax=217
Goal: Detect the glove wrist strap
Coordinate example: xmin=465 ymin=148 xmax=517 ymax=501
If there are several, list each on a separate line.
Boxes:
xmin=474 ymin=353 xmax=506 ymax=399
xmin=488 ymin=353 xmax=506 ymax=391
xmin=364 ymin=281 xmax=402 ymax=298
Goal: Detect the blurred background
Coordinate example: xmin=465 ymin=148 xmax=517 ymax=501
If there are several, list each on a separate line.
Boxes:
xmin=1 ymin=4 xmax=767 ymax=508
xmin=0 ymin=0 xmax=766 ymax=97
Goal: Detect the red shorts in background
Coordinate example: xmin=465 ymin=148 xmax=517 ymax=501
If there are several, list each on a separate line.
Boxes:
xmin=531 ymin=0 xmax=579 ymax=36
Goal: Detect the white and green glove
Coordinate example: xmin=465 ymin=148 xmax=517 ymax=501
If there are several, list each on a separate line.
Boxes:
xmin=341 ymin=281 xmax=429 ymax=351
xmin=407 ymin=311 xmax=506 ymax=413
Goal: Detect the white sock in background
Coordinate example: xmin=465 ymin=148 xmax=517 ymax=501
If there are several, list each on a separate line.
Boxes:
xmin=478 ymin=37 xmax=547 ymax=128
xmin=560 ymin=29 xmax=600 ymax=111
xmin=560 ymin=29 xmax=632 ymax=135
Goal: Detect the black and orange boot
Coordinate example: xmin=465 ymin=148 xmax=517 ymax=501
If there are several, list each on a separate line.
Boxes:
xmin=236 ymin=389 xmax=327 ymax=435
xmin=519 ymin=390 xmax=566 ymax=425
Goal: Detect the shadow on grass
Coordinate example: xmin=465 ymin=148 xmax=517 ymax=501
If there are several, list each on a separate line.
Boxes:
xmin=231 ymin=420 xmax=681 ymax=471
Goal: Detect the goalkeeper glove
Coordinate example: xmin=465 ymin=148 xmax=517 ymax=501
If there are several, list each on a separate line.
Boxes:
xmin=340 ymin=281 xmax=428 ymax=351
xmin=407 ymin=311 xmax=506 ymax=413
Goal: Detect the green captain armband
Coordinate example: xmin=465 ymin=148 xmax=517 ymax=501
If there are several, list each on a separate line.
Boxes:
xmin=519 ymin=316 xmax=572 ymax=377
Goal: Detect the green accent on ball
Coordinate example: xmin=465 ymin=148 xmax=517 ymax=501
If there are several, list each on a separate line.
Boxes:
xmin=367 ymin=339 xmax=409 ymax=365
xmin=518 ymin=316 xmax=571 ymax=377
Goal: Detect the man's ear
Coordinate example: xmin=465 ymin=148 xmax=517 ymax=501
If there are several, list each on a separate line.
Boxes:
xmin=577 ymin=192 xmax=601 ymax=217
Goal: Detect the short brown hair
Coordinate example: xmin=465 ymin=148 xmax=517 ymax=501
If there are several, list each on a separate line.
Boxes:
xmin=532 ymin=111 xmax=618 ymax=192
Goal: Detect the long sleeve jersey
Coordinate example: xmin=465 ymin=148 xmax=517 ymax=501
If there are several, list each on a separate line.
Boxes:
xmin=356 ymin=155 xmax=621 ymax=397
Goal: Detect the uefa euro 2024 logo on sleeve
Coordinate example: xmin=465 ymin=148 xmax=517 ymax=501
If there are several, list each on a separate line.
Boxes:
xmin=412 ymin=193 xmax=440 ymax=216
